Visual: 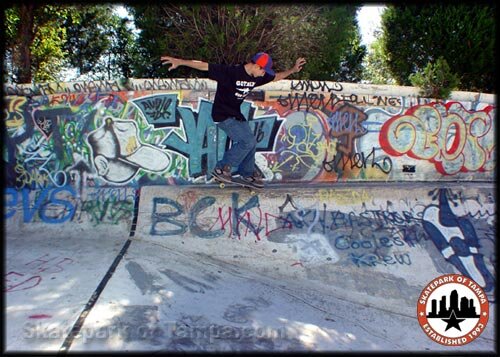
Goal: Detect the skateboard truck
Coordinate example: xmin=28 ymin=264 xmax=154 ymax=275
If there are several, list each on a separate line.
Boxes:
xmin=213 ymin=177 xmax=262 ymax=195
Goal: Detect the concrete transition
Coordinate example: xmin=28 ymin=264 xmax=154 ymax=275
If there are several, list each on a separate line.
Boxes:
xmin=3 ymin=78 xmax=496 ymax=352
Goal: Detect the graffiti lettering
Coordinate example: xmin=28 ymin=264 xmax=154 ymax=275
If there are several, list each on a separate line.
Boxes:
xmin=130 ymin=78 xmax=209 ymax=92
xmin=149 ymin=193 xmax=294 ymax=240
xmin=163 ymin=99 xmax=281 ymax=177
xmin=278 ymin=92 xmax=340 ymax=112
xmin=328 ymin=107 xmax=367 ymax=136
xmin=4 ymin=272 xmax=42 ymax=292
xmin=150 ymin=197 xmax=187 ymax=236
xmin=189 ymin=196 xmax=223 ymax=239
xmin=4 ymin=85 xmax=494 ymax=187
xmin=5 ymin=254 xmax=73 ymax=293
xmin=328 ymin=102 xmax=367 ymax=155
xmin=49 ymin=93 xmax=77 ymax=105
xmin=4 ymin=80 xmax=126 ymax=96
xmin=131 ymin=94 xmax=178 ymax=126
xmin=5 ymin=186 xmax=76 ymax=223
xmin=380 ymin=102 xmax=495 ymax=175
xmin=290 ymin=80 xmax=343 ymax=92
xmin=349 ymin=252 xmax=412 ymax=267
xmin=323 ymin=148 xmax=393 ymax=174
xmin=316 ymin=189 xmax=372 ymax=204
xmin=335 ymin=236 xmax=405 ymax=250
xmin=80 ymin=196 xmax=134 ymax=226
xmin=71 ymin=80 xmax=123 ymax=93
xmin=278 ymin=92 xmax=403 ymax=112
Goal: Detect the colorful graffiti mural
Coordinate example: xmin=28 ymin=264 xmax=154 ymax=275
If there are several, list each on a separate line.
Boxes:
xmin=4 ymin=79 xmax=496 ymax=193
xmin=379 ymin=102 xmax=495 ymax=175
xmin=3 ymin=79 xmax=495 ymax=301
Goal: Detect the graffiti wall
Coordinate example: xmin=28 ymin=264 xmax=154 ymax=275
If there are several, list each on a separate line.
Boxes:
xmin=3 ymin=79 xmax=496 ymax=305
xmin=4 ymin=78 xmax=495 ymax=189
xmin=135 ymin=184 xmax=496 ymax=307
xmin=3 ymin=78 xmax=496 ymax=227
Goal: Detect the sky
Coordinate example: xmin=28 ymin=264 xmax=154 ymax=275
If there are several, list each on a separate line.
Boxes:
xmin=356 ymin=5 xmax=386 ymax=46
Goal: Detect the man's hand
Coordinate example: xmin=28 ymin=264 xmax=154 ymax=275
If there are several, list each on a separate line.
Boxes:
xmin=293 ymin=58 xmax=307 ymax=73
xmin=273 ymin=57 xmax=307 ymax=81
xmin=160 ymin=56 xmax=208 ymax=72
xmin=160 ymin=56 xmax=182 ymax=71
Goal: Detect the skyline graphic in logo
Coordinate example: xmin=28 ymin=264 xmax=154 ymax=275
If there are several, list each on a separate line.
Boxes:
xmin=418 ymin=274 xmax=489 ymax=346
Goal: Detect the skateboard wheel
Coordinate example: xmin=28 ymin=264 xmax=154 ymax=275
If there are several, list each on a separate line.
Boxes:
xmin=219 ymin=183 xmax=225 ymax=189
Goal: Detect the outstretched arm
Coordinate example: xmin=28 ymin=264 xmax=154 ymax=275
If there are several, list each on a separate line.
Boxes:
xmin=273 ymin=57 xmax=306 ymax=81
xmin=160 ymin=55 xmax=209 ymax=71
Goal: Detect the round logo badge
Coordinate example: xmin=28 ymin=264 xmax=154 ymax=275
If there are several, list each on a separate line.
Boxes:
xmin=417 ymin=274 xmax=489 ymax=346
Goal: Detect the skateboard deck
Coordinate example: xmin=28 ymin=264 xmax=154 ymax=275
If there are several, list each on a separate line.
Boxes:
xmin=213 ymin=176 xmax=263 ymax=194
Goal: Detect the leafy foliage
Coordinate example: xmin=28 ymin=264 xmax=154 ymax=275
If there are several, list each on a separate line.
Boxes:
xmin=63 ymin=6 xmax=113 ymax=76
xmin=63 ymin=5 xmax=139 ymax=80
xmin=130 ymin=4 xmax=365 ymax=81
xmin=3 ymin=4 xmax=139 ymax=83
xmin=110 ymin=16 xmax=140 ymax=80
xmin=30 ymin=7 xmax=69 ymax=82
xmin=380 ymin=4 xmax=495 ymax=93
xmin=409 ymin=56 xmax=460 ymax=99
xmin=361 ymin=36 xmax=397 ymax=85
xmin=4 ymin=3 xmax=493 ymax=93
xmin=305 ymin=5 xmax=366 ymax=81
xmin=4 ymin=4 xmax=70 ymax=83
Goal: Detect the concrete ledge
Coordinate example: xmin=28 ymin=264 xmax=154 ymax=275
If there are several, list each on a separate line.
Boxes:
xmin=4 ymin=78 xmax=496 ymax=104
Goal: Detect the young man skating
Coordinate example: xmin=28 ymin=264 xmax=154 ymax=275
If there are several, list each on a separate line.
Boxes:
xmin=160 ymin=52 xmax=306 ymax=188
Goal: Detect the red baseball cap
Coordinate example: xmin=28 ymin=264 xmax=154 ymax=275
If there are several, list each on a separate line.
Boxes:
xmin=251 ymin=52 xmax=274 ymax=75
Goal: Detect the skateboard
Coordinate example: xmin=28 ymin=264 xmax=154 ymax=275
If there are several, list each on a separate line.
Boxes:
xmin=209 ymin=125 xmax=263 ymax=195
xmin=213 ymin=176 xmax=263 ymax=195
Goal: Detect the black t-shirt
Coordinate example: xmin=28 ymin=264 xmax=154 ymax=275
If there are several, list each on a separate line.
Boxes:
xmin=208 ymin=63 xmax=275 ymax=122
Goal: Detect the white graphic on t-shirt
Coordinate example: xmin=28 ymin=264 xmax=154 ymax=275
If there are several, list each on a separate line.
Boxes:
xmin=235 ymin=87 xmax=251 ymax=98
xmin=236 ymin=81 xmax=256 ymax=86
xmin=235 ymin=80 xmax=256 ymax=99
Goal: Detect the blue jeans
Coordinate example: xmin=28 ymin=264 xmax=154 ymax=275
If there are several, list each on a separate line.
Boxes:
xmin=216 ymin=118 xmax=256 ymax=177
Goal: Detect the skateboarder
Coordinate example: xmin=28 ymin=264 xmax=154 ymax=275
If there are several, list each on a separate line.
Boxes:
xmin=160 ymin=52 xmax=306 ymax=189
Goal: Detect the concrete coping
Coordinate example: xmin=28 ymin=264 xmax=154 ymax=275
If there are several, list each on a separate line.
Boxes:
xmin=3 ymin=78 xmax=496 ymax=104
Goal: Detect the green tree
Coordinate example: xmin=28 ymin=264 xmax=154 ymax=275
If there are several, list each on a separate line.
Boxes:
xmin=108 ymin=16 xmax=140 ymax=80
xmin=381 ymin=4 xmax=495 ymax=93
xmin=305 ymin=5 xmax=366 ymax=81
xmin=362 ymin=36 xmax=397 ymax=85
xmin=4 ymin=4 xmax=70 ymax=83
xmin=130 ymin=4 xmax=365 ymax=81
xmin=336 ymin=31 xmax=366 ymax=82
xmin=409 ymin=56 xmax=460 ymax=99
xmin=63 ymin=5 xmax=139 ymax=80
xmin=63 ymin=6 xmax=113 ymax=77
xmin=4 ymin=4 xmax=139 ymax=83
